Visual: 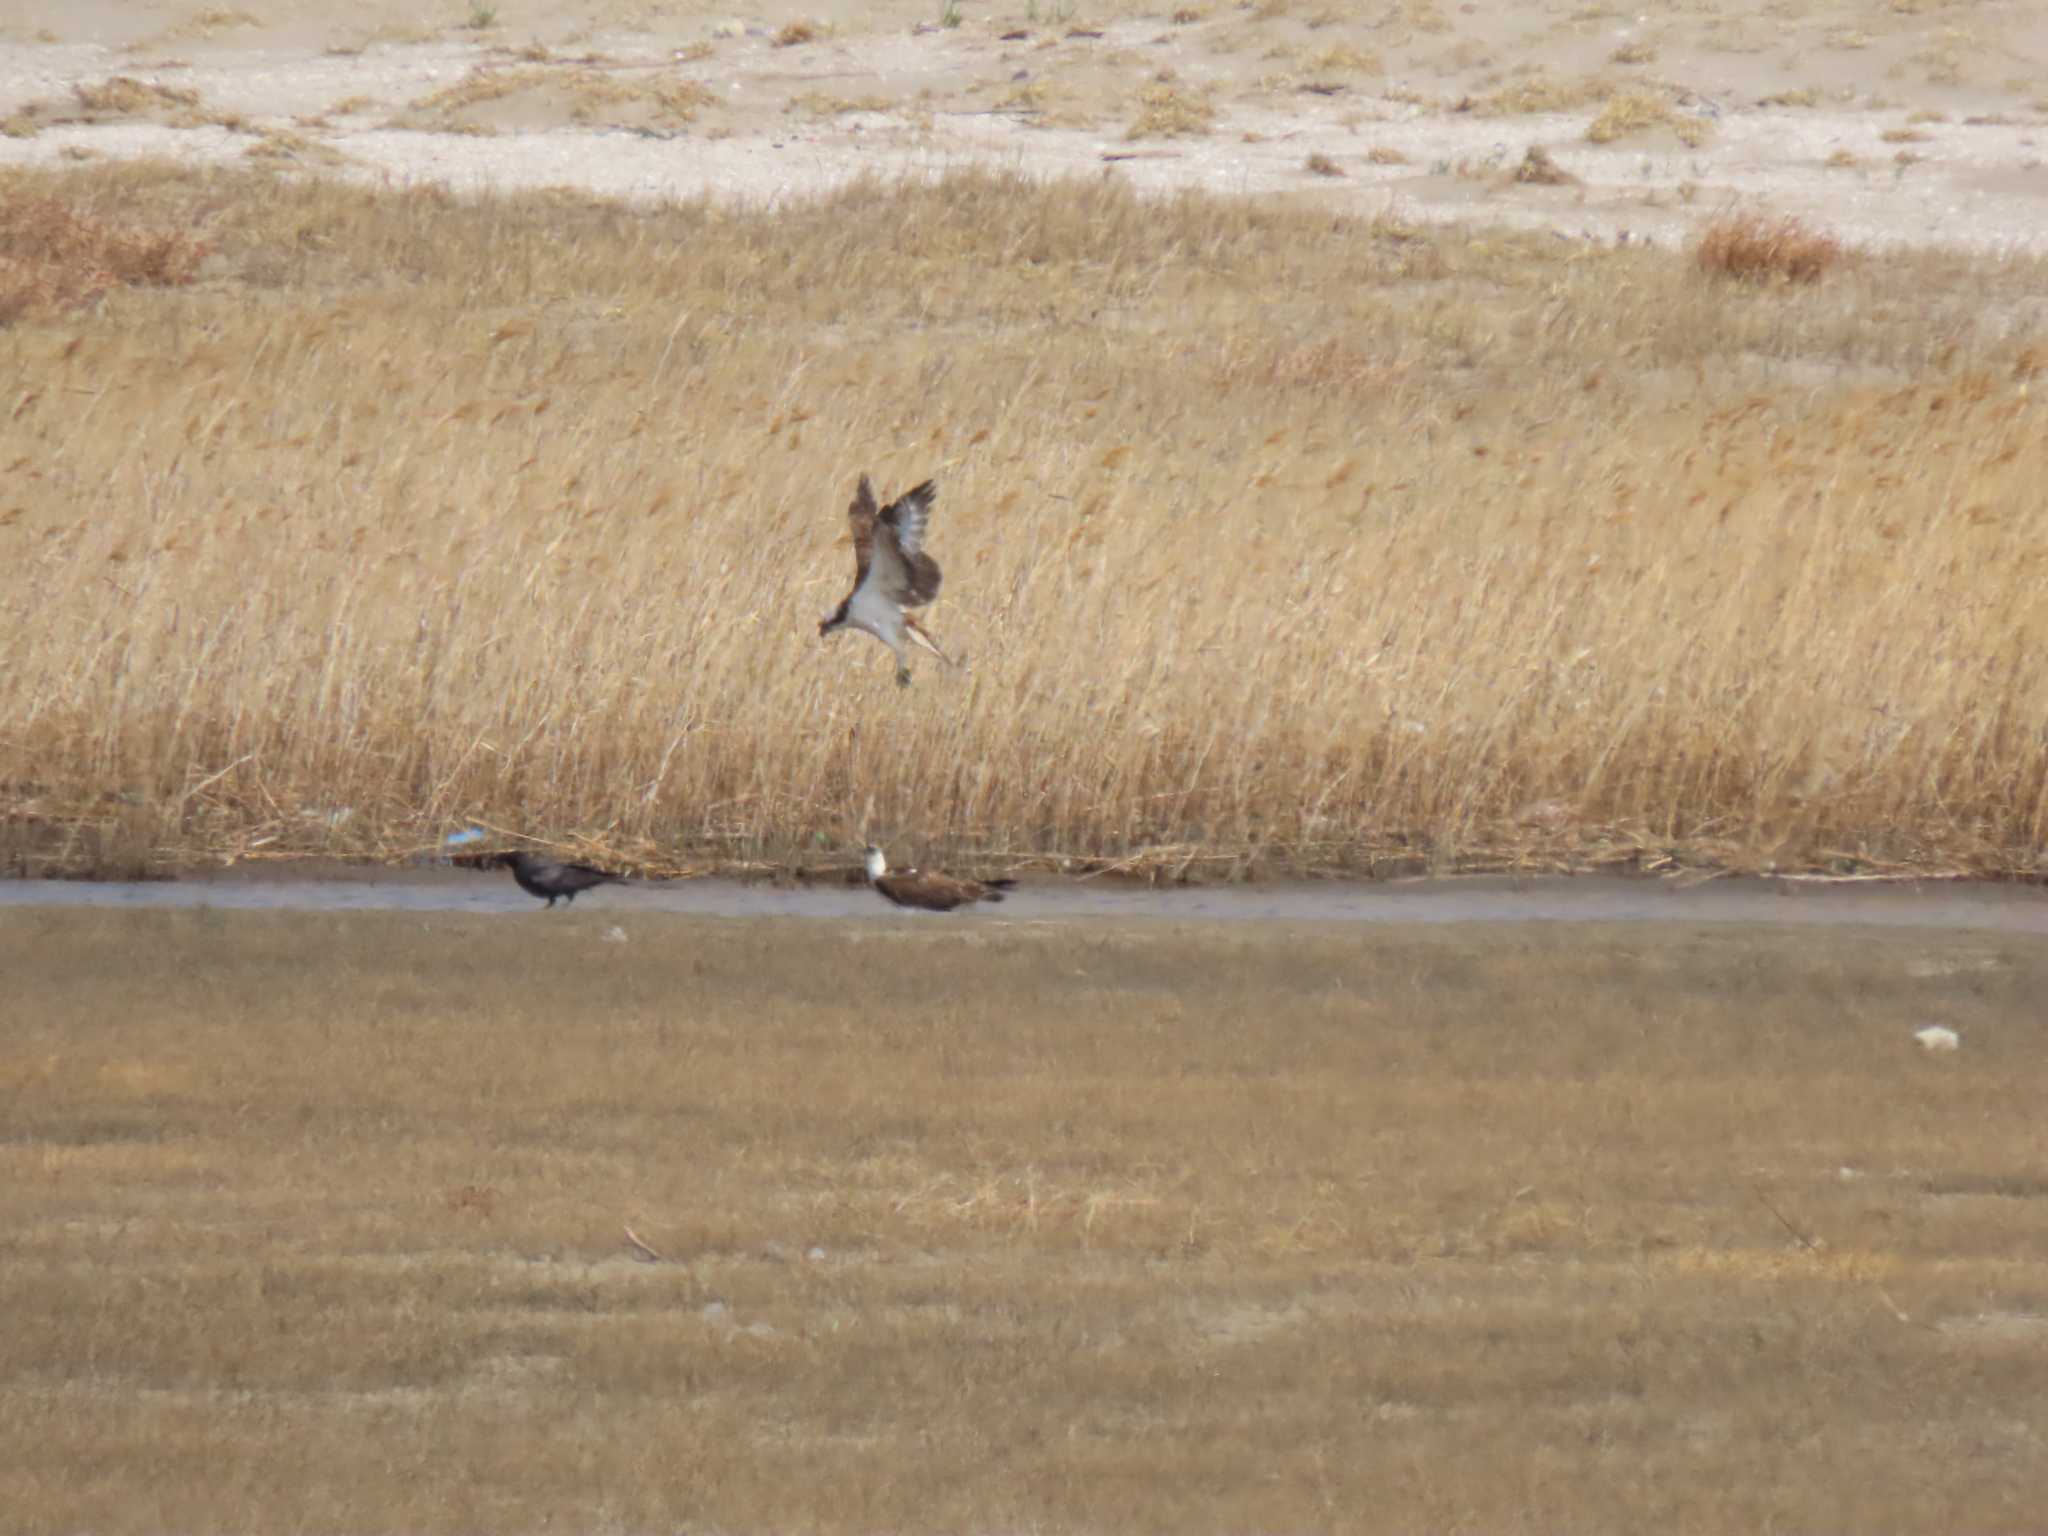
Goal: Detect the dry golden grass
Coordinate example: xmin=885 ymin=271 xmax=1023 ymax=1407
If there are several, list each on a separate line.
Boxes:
xmin=1587 ymin=89 xmax=1714 ymax=146
xmin=5 ymin=75 xmax=243 ymax=138
xmin=145 ymin=6 xmax=261 ymax=45
xmin=1695 ymin=211 xmax=1845 ymax=283
xmin=1513 ymin=143 xmax=1578 ymax=184
xmin=1304 ymin=42 xmax=1382 ymax=74
xmin=1126 ymin=81 xmax=1217 ymax=138
xmin=0 ymin=190 xmax=207 ymax=324
xmin=3 ymin=162 xmax=2048 ymax=880
xmin=241 ymin=128 xmax=350 ymax=167
xmin=3 ymin=907 xmax=2046 ymax=1532
xmin=396 ymin=66 xmax=713 ymax=132
xmin=1469 ymin=69 xmax=1612 ymax=116
xmin=786 ymin=92 xmax=897 ymax=119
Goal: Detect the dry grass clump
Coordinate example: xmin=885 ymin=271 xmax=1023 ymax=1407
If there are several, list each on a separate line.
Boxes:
xmin=1513 ymin=143 xmax=1577 ymax=184
xmin=1127 ymin=81 xmax=1217 ymax=138
xmin=1587 ymin=90 xmax=1712 ymax=146
xmin=5 ymin=76 xmax=238 ymax=137
xmin=149 ymin=6 xmax=260 ymax=43
xmin=0 ymin=192 xmax=207 ymax=324
xmin=242 ymin=129 xmax=349 ymax=167
xmin=994 ymin=77 xmax=1053 ymax=113
xmin=2 ymin=162 xmax=2047 ymax=879
xmin=398 ymin=66 xmax=714 ymax=131
xmin=1303 ymin=151 xmax=1345 ymax=177
xmin=1396 ymin=0 xmax=1451 ymax=32
xmin=326 ymin=21 xmax=439 ymax=53
xmin=1468 ymin=70 xmax=1611 ymax=116
xmin=73 ymin=77 xmax=201 ymax=117
xmin=5 ymin=908 xmax=2047 ymax=1530
xmin=773 ymin=18 xmax=821 ymax=47
xmin=1306 ymin=43 xmax=1381 ymax=74
xmin=786 ymin=92 xmax=897 ymax=119
xmin=1609 ymin=38 xmax=1657 ymax=65
xmin=1695 ymin=212 xmax=1843 ymax=284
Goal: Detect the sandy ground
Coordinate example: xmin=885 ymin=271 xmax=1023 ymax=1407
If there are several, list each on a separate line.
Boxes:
xmin=2 ymin=0 xmax=2046 ymax=253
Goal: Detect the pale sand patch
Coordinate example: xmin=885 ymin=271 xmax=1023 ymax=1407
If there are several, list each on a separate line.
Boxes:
xmin=3 ymin=0 xmax=2046 ymax=248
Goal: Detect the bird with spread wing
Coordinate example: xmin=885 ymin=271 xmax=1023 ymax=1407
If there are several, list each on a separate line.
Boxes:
xmin=817 ymin=474 xmax=959 ymax=687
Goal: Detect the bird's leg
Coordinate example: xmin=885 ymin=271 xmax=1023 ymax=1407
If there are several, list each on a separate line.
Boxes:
xmin=903 ymin=615 xmax=955 ymax=669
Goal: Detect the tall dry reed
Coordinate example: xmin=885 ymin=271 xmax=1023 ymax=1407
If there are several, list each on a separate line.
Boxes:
xmin=3 ymin=162 xmax=2046 ymax=876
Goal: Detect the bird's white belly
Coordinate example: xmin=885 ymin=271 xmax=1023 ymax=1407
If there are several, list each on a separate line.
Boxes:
xmin=847 ymin=586 xmax=904 ymax=645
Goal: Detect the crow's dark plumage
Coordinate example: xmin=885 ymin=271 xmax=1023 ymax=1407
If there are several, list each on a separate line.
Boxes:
xmin=477 ymin=851 xmax=626 ymax=908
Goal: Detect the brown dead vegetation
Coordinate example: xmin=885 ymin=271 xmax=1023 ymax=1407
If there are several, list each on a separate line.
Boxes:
xmin=1127 ymin=81 xmax=1217 ymax=138
xmin=1695 ymin=211 xmax=1844 ymax=283
xmin=0 ymin=191 xmax=207 ymax=323
xmin=396 ymin=65 xmax=714 ymax=132
xmin=1 ymin=162 xmax=2045 ymax=880
xmin=1513 ymin=143 xmax=1577 ymax=184
xmin=1587 ymin=89 xmax=1714 ymax=146
xmin=2 ymin=908 xmax=2044 ymax=1533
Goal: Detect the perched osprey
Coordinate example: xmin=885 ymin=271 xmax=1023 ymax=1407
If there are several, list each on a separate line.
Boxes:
xmin=469 ymin=851 xmax=626 ymax=909
xmin=863 ymin=845 xmax=1016 ymax=912
xmin=818 ymin=474 xmax=957 ymax=687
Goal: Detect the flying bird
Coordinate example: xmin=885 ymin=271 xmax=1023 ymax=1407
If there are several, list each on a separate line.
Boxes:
xmin=469 ymin=851 xmax=627 ymax=909
xmin=818 ymin=473 xmax=958 ymax=687
xmin=863 ymin=845 xmax=1016 ymax=912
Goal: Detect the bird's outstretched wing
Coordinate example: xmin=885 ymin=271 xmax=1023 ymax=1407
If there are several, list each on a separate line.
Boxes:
xmin=879 ymin=480 xmax=942 ymax=608
xmin=846 ymin=475 xmax=880 ymax=589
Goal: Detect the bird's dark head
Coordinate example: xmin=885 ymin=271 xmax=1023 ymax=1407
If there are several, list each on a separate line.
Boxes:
xmin=818 ymin=600 xmax=848 ymax=637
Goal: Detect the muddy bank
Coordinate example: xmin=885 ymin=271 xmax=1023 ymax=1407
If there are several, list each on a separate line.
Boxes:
xmin=4 ymin=865 xmax=2046 ymax=932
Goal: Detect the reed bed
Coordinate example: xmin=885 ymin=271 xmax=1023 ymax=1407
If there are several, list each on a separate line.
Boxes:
xmin=3 ymin=161 xmax=2047 ymax=877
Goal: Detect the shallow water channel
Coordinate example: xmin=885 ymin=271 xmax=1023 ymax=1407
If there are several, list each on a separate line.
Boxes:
xmin=3 ymin=866 xmax=2046 ymax=932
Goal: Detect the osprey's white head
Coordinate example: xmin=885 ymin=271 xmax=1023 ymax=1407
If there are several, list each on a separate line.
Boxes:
xmin=863 ymin=845 xmax=888 ymax=881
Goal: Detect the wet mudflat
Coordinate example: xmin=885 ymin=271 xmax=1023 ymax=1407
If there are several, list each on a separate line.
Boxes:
xmin=2 ymin=904 xmax=2045 ymax=1532
xmin=4 ymin=865 xmax=2048 ymax=934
